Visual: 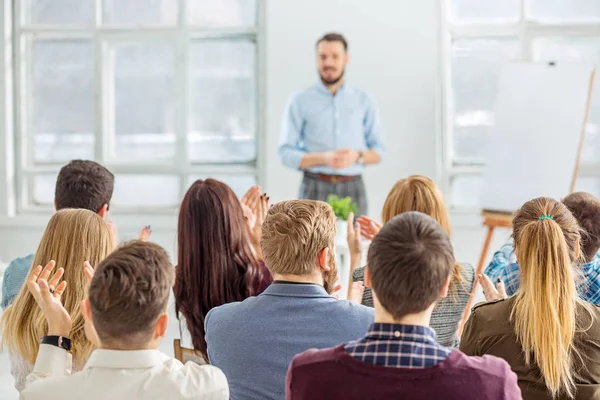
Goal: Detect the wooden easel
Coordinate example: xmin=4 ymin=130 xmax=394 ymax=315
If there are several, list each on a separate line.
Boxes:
xmin=457 ymin=66 xmax=596 ymax=336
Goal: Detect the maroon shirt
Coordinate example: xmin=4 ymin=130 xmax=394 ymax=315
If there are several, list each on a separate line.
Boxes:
xmin=286 ymin=345 xmax=521 ymax=400
xmin=253 ymin=261 xmax=272 ymax=294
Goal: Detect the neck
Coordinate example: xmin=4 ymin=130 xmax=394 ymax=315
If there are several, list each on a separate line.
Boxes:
xmin=374 ymin=300 xmax=434 ymax=327
xmin=273 ymin=272 xmax=324 ymax=286
xmin=324 ymin=78 xmax=344 ymax=95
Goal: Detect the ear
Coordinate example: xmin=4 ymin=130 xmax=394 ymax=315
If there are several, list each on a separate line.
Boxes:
xmin=81 ymin=298 xmax=93 ymax=321
xmin=440 ymin=276 xmax=451 ymax=299
xmin=364 ymin=265 xmax=372 ymax=288
xmin=97 ymin=204 xmax=109 ymax=219
xmin=154 ymin=313 xmax=168 ymax=339
xmin=317 ymin=248 xmax=331 ymax=272
xmin=345 ymin=53 xmax=351 ymax=65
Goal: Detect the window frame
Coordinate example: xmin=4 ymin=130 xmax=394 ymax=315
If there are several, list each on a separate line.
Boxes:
xmin=441 ymin=0 xmax=600 ymax=211
xmin=11 ymin=0 xmax=266 ymax=214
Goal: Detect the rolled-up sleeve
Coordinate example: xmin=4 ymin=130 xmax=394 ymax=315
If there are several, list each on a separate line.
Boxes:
xmin=363 ymin=95 xmax=385 ymax=159
xmin=278 ymin=94 xmax=306 ymax=170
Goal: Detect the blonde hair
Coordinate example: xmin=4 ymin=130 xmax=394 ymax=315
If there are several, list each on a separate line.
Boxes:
xmin=1 ymin=209 xmax=114 ymax=365
xmin=511 ymin=197 xmax=588 ymax=398
xmin=381 ymin=175 xmax=465 ymax=295
xmin=261 ymin=200 xmax=335 ymax=276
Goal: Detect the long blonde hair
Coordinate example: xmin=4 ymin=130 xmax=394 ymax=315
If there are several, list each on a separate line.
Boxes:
xmin=1 ymin=209 xmax=113 ymax=365
xmin=381 ymin=175 xmax=465 ymax=294
xmin=511 ymin=197 xmax=587 ymax=398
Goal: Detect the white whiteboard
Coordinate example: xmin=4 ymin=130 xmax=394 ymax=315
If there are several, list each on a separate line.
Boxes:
xmin=480 ymin=62 xmax=594 ymax=212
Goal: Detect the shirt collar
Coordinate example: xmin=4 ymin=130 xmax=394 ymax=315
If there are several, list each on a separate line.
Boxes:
xmin=261 ymin=282 xmax=331 ymax=298
xmin=84 ymin=349 xmax=168 ymax=370
xmin=314 ymin=80 xmax=348 ymax=95
xmin=364 ymin=323 xmax=439 ymax=344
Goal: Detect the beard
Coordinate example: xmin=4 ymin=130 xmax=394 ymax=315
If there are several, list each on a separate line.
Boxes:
xmin=322 ymin=247 xmax=339 ymax=294
xmin=319 ymin=68 xmax=345 ymax=86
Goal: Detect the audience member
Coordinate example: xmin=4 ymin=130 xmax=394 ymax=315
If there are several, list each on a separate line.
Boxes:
xmin=461 ymin=197 xmax=600 ymax=399
xmin=287 ymin=212 xmax=521 ymax=399
xmin=485 ymin=191 xmax=600 ymax=304
xmin=350 ymin=175 xmax=474 ymax=346
xmin=19 ymin=241 xmax=229 ymax=400
xmin=1 ymin=209 xmax=114 ymax=392
xmin=174 ymin=179 xmax=272 ymax=363
xmin=1 ymin=160 xmax=115 ymax=309
xmin=205 ymin=200 xmax=374 ymax=400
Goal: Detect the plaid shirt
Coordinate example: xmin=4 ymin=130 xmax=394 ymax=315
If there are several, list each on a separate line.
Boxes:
xmin=345 ymin=323 xmax=451 ymax=368
xmin=485 ymin=242 xmax=600 ymax=305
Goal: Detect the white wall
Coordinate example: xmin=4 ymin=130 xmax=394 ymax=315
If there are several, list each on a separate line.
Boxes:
xmin=0 ymin=0 xmax=505 ymax=274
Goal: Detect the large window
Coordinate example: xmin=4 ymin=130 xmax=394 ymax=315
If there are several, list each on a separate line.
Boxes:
xmin=445 ymin=0 xmax=600 ymax=208
xmin=14 ymin=0 xmax=261 ymax=212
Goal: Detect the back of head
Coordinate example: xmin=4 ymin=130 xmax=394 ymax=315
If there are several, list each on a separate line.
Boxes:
xmin=89 ymin=241 xmax=174 ymax=348
xmin=367 ymin=212 xmax=454 ymax=319
xmin=562 ymin=192 xmax=600 ymax=262
xmin=261 ymin=200 xmax=336 ymax=280
xmin=1 ymin=209 xmax=114 ymax=363
xmin=174 ymin=179 xmax=259 ymax=359
xmin=511 ymin=197 xmax=582 ymax=398
xmin=55 ymin=160 xmax=114 ymax=213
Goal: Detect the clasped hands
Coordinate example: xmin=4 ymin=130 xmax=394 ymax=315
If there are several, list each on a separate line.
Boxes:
xmin=325 ymin=148 xmax=360 ymax=170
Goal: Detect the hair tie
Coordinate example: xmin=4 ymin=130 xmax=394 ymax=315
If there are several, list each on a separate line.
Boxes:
xmin=538 ymin=215 xmax=554 ymax=221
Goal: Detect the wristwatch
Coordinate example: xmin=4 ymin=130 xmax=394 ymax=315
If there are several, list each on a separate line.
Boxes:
xmin=357 ymin=151 xmax=364 ymax=165
xmin=41 ymin=335 xmax=72 ymax=352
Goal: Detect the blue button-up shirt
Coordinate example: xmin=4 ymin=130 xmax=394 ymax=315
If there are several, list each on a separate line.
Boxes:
xmin=485 ymin=242 xmax=600 ymax=305
xmin=345 ymin=323 xmax=451 ymax=368
xmin=278 ymin=83 xmax=385 ymax=176
xmin=1 ymin=253 xmax=34 ymax=309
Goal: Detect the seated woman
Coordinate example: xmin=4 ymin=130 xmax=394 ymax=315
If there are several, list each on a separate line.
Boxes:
xmin=349 ymin=175 xmax=474 ymax=347
xmin=460 ymin=197 xmax=600 ymax=400
xmin=1 ymin=209 xmax=114 ymax=392
xmin=174 ymin=179 xmax=272 ymax=363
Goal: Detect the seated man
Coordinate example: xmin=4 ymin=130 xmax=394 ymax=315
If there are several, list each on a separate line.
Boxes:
xmin=205 ymin=200 xmax=374 ymax=400
xmin=286 ymin=212 xmax=521 ymax=400
xmin=485 ymin=191 xmax=600 ymax=304
xmin=2 ymin=160 xmax=114 ymax=309
xmin=21 ymin=241 xmax=229 ymax=400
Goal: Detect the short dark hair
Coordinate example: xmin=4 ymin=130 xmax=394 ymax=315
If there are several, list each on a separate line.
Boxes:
xmin=89 ymin=241 xmax=174 ymax=347
xmin=367 ymin=212 xmax=455 ymax=319
xmin=316 ymin=33 xmax=348 ymax=52
xmin=55 ymin=160 xmax=114 ymax=213
xmin=562 ymin=192 xmax=600 ymax=262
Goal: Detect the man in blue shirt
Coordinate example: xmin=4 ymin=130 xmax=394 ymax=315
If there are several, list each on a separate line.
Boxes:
xmin=279 ymin=33 xmax=385 ymax=215
xmin=485 ymin=192 xmax=600 ymax=305
xmin=1 ymin=160 xmax=115 ymax=309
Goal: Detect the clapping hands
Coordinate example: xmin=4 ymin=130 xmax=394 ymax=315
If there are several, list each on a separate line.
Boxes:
xmin=241 ymin=186 xmax=270 ymax=259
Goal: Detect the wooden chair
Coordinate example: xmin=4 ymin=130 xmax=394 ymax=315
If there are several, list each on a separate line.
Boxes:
xmin=173 ymin=339 xmax=201 ymax=364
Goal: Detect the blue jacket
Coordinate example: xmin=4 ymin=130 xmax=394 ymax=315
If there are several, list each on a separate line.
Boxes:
xmin=205 ymin=282 xmax=374 ymax=400
xmin=1 ymin=254 xmax=34 ymax=309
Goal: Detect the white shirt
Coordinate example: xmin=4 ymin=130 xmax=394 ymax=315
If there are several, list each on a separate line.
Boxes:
xmin=20 ymin=344 xmax=229 ymax=400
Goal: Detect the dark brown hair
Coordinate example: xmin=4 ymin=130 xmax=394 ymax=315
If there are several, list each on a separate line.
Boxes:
xmin=55 ymin=160 xmax=114 ymax=213
xmin=367 ymin=211 xmax=454 ymax=319
xmin=89 ymin=241 xmax=174 ymax=347
xmin=562 ymin=192 xmax=600 ymax=262
xmin=316 ymin=32 xmax=348 ymax=52
xmin=174 ymin=179 xmax=262 ymax=361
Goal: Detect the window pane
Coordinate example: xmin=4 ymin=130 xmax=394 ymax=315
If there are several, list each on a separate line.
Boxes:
xmin=31 ymin=40 xmax=94 ymax=162
xmin=188 ymin=40 xmax=256 ymax=163
xmin=111 ymin=43 xmax=176 ymax=161
xmin=532 ymin=38 xmax=600 ymax=163
xmin=187 ymin=174 xmax=257 ymax=198
xmin=451 ymin=39 xmax=520 ymax=160
xmin=450 ymin=0 xmax=520 ymax=24
xmin=103 ymin=0 xmax=177 ymax=26
xmin=26 ymin=0 xmax=94 ymax=25
xmin=32 ymin=174 xmax=57 ymax=205
xmin=450 ymin=175 xmax=483 ymax=208
xmin=112 ymin=175 xmax=180 ymax=207
xmin=187 ymin=0 xmax=256 ymax=27
xmin=527 ymin=0 xmax=600 ymax=22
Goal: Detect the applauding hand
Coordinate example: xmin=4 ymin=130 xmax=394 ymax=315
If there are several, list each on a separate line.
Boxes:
xmin=479 ymin=274 xmax=508 ymax=302
xmin=26 ymin=261 xmax=71 ymax=337
xmin=356 ymin=216 xmax=382 ymax=241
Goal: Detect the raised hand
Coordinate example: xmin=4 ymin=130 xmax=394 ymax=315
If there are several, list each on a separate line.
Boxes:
xmin=479 ymin=274 xmax=508 ymax=302
xmin=249 ymin=193 xmax=269 ymax=259
xmin=139 ymin=225 xmax=152 ymax=242
xmin=347 ymin=212 xmax=361 ymax=259
xmin=26 ymin=261 xmax=71 ymax=337
xmin=347 ymin=281 xmax=365 ymax=304
xmin=356 ymin=216 xmax=382 ymax=241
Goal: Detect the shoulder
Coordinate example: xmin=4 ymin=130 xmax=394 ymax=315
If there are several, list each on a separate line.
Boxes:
xmin=164 ymin=359 xmax=229 ymax=396
xmin=21 ymin=374 xmax=80 ymax=398
xmin=205 ymin=299 xmax=245 ymax=326
xmin=471 ymin=297 xmax=511 ymax=314
xmin=5 ymin=254 xmax=34 ymax=277
xmin=576 ymin=302 xmax=600 ymax=338
xmin=450 ymin=351 xmax=515 ymax=380
xmin=290 ymin=346 xmax=343 ymax=370
xmin=345 ymin=85 xmax=375 ymax=103
xmin=335 ymin=300 xmax=374 ymax=318
xmin=288 ymin=86 xmax=321 ymax=103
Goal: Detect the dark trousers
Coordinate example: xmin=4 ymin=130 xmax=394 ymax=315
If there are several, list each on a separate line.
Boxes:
xmin=299 ymin=174 xmax=368 ymax=216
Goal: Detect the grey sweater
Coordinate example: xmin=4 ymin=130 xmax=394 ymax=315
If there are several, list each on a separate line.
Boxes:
xmin=352 ymin=262 xmax=475 ymax=347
